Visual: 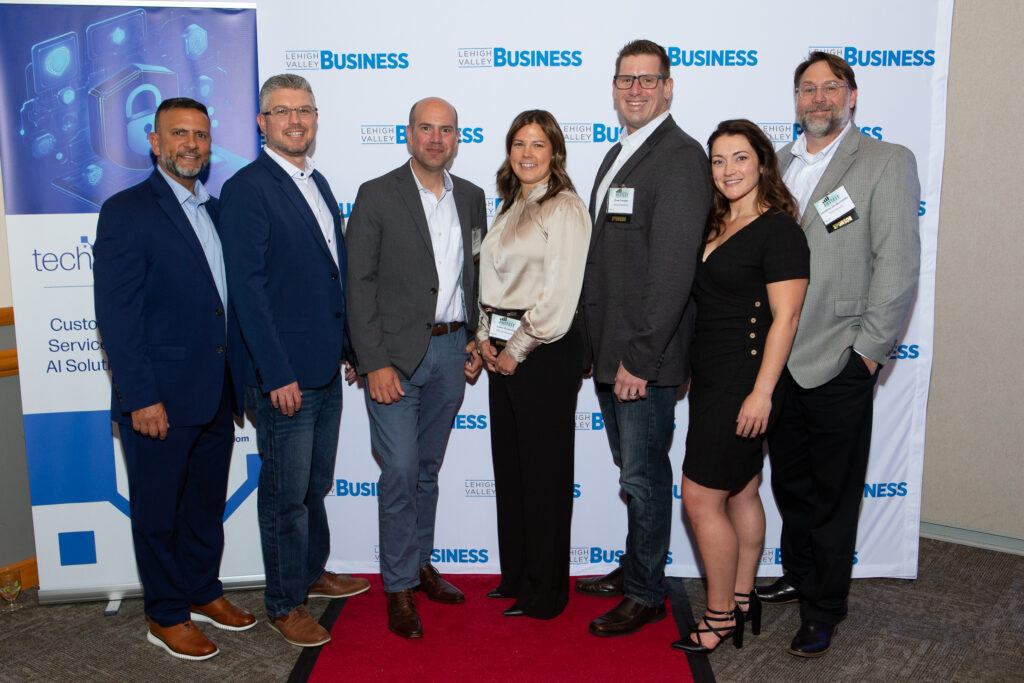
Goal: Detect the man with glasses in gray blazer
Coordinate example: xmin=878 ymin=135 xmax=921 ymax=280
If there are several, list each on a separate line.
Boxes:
xmin=757 ymin=51 xmax=921 ymax=658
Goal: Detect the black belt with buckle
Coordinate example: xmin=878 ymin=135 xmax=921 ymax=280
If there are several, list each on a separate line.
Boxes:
xmin=431 ymin=321 xmax=465 ymax=336
xmin=483 ymin=306 xmax=526 ymax=349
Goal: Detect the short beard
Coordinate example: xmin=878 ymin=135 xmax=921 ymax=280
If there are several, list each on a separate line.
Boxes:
xmin=161 ymin=154 xmax=207 ymax=179
xmin=799 ymin=106 xmax=843 ymax=139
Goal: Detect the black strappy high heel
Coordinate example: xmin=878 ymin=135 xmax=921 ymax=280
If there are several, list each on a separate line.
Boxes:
xmin=670 ymin=605 xmax=744 ymax=654
xmin=734 ymin=591 xmax=761 ymax=636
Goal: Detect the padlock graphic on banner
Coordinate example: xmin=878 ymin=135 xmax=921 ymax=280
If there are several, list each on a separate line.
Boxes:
xmin=89 ymin=64 xmax=178 ymax=169
xmin=124 ymin=83 xmax=162 ymax=159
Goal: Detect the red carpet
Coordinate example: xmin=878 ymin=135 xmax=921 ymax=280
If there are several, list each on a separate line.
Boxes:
xmin=307 ymin=575 xmax=697 ymax=682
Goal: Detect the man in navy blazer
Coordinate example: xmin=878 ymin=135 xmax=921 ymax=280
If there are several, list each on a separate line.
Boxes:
xmin=94 ymin=98 xmax=255 ymax=662
xmin=219 ymin=74 xmax=369 ymax=648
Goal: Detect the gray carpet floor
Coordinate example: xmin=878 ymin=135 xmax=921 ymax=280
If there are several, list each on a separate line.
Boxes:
xmin=0 ymin=538 xmax=1020 ymax=682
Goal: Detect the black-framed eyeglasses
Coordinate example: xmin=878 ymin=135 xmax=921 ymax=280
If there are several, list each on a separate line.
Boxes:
xmin=260 ymin=106 xmax=317 ymax=119
xmin=795 ymin=82 xmax=849 ymax=99
xmin=613 ymin=74 xmax=665 ymax=90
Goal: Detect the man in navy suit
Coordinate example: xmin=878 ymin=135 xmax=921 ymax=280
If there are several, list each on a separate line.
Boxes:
xmin=94 ymin=97 xmax=255 ymax=661
xmin=219 ymin=74 xmax=369 ymax=648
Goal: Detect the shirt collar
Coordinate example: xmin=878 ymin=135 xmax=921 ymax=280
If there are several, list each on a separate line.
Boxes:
xmin=409 ymin=158 xmax=454 ymax=195
xmin=264 ymin=145 xmax=315 ymax=179
xmin=523 ymin=182 xmax=549 ymax=202
xmin=791 ymin=120 xmax=853 ymax=165
xmin=620 ymin=111 xmax=670 ymax=152
xmin=157 ymin=165 xmax=209 ymax=206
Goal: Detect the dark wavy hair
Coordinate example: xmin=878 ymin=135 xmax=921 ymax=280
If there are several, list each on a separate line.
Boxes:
xmin=495 ymin=110 xmax=575 ymax=214
xmin=705 ymin=119 xmax=798 ymax=242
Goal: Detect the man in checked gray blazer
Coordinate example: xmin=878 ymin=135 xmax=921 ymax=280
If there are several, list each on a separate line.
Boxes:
xmin=758 ymin=52 xmax=921 ymax=658
xmin=346 ymin=97 xmax=486 ymax=639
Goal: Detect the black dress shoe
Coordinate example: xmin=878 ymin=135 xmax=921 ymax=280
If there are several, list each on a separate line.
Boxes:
xmin=788 ymin=620 xmax=836 ymax=658
xmin=755 ymin=576 xmax=800 ymax=605
xmin=502 ymin=606 xmax=525 ymax=617
xmin=576 ymin=566 xmax=624 ymax=597
xmin=486 ymin=586 xmax=517 ymax=599
xmin=588 ymin=597 xmax=666 ymax=637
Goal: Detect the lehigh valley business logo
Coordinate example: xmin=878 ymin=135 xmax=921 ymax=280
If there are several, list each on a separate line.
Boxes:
xmin=285 ymin=49 xmax=410 ymax=71
xmin=456 ymin=47 xmax=582 ymax=68
xmin=464 ymin=479 xmax=496 ymax=497
xmin=809 ymin=45 xmax=935 ymax=67
xmin=560 ymin=123 xmax=624 ymax=144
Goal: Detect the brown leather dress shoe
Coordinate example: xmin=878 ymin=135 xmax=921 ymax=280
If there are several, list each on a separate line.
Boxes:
xmin=189 ymin=596 xmax=257 ymax=631
xmin=575 ymin=566 xmax=624 ymax=597
xmin=588 ymin=597 xmax=666 ymax=637
xmin=308 ymin=570 xmax=371 ymax=599
xmin=268 ymin=605 xmax=331 ymax=647
xmin=146 ymin=619 xmax=219 ymax=661
xmin=417 ymin=563 xmax=465 ymax=604
xmin=386 ymin=588 xmax=423 ymax=638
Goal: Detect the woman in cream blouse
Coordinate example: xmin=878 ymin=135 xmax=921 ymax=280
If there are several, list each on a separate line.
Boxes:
xmin=476 ymin=110 xmax=591 ymax=619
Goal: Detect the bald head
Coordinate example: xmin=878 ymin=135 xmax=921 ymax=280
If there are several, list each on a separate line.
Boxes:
xmin=408 ymin=97 xmax=458 ymax=130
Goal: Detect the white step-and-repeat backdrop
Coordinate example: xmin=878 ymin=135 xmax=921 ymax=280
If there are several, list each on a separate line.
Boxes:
xmin=0 ymin=0 xmax=951 ymax=601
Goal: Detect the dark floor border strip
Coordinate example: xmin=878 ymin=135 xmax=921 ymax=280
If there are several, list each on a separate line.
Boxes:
xmin=287 ymin=597 xmax=347 ymax=683
xmin=667 ymin=577 xmax=715 ymax=683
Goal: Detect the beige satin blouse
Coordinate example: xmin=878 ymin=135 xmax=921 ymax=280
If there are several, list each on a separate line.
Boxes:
xmin=476 ymin=184 xmax=591 ymax=362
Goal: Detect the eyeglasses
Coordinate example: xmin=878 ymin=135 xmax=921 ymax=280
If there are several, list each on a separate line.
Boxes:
xmin=613 ymin=74 xmax=665 ymax=90
xmin=261 ymin=106 xmax=317 ymax=119
xmin=795 ymin=82 xmax=849 ymax=99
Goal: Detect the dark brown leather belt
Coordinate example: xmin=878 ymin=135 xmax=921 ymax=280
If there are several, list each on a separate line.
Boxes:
xmin=431 ymin=321 xmax=465 ymax=336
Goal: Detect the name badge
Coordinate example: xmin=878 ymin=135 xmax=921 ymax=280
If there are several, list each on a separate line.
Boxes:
xmin=471 ymin=227 xmax=482 ymax=257
xmin=607 ymin=187 xmax=635 ymax=219
xmin=489 ymin=314 xmax=521 ymax=342
xmin=814 ymin=186 xmax=859 ymax=233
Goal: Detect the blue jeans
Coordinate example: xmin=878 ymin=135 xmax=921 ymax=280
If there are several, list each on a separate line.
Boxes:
xmin=247 ymin=372 xmax=341 ymax=617
xmin=596 ymin=384 xmax=677 ymax=607
xmin=365 ymin=332 xmax=467 ymax=592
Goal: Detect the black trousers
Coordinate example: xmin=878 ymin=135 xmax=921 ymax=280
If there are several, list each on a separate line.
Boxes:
xmin=487 ymin=326 xmax=582 ymax=619
xmin=766 ymin=353 xmax=878 ymax=625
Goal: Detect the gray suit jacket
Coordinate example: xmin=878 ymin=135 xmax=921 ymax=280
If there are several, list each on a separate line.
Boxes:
xmin=779 ymin=130 xmax=921 ymax=389
xmin=581 ymin=115 xmax=712 ymax=386
xmin=346 ymin=161 xmax=487 ymax=378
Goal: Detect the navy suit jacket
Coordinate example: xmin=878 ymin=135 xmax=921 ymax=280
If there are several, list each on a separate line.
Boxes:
xmin=93 ymin=170 xmax=244 ymax=426
xmin=218 ymin=150 xmax=349 ymax=393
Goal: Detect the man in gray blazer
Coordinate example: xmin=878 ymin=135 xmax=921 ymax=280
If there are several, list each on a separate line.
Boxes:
xmin=346 ymin=97 xmax=486 ymax=639
xmin=758 ymin=52 xmax=921 ymax=658
xmin=577 ymin=39 xmax=711 ymax=637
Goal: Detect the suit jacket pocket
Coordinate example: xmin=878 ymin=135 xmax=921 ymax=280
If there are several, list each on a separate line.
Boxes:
xmin=834 ymin=298 xmax=867 ymax=317
xmin=148 ymin=344 xmax=187 ymax=360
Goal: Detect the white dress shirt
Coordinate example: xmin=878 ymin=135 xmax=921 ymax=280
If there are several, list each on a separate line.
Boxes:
xmin=264 ymin=146 xmax=339 ymax=266
xmin=783 ymin=121 xmax=853 ymax=219
xmin=592 ymin=110 xmax=670 ymax=221
xmin=410 ymin=160 xmax=465 ymax=323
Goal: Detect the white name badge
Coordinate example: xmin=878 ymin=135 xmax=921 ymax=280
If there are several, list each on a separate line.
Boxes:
xmin=489 ymin=314 xmax=521 ymax=342
xmin=814 ymin=186 xmax=859 ymax=233
xmin=471 ymin=227 xmax=482 ymax=257
xmin=607 ymin=187 xmax=635 ymax=216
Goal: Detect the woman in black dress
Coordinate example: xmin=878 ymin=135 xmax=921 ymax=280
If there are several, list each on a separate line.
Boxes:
xmin=673 ymin=120 xmax=809 ymax=654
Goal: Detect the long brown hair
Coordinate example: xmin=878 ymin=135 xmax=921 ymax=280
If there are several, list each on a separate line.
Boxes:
xmin=495 ymin=110 xmax=575 ymax=214
xmin=706 ymin=119 xmax=798 ymax=242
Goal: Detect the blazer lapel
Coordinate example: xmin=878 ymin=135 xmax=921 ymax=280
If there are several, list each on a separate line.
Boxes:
xmin=454 ymin=179 xmax=476 ymax=296
xmin=590 ymin=116 xmax=675 ymax=247
xmin=257 ymin=151 xmax=337 ymax=264
xmin=394 ymin=163 xmax=435 ymax=258
xmin=801 ymin=130 xmax=861 ymax=231
xmin=149 ymin=171 xmax=219 ymax=291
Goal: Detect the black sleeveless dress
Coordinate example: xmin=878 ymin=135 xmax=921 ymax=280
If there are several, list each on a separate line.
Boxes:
xmin=682 ymin=211 xmax=809 ymax=491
